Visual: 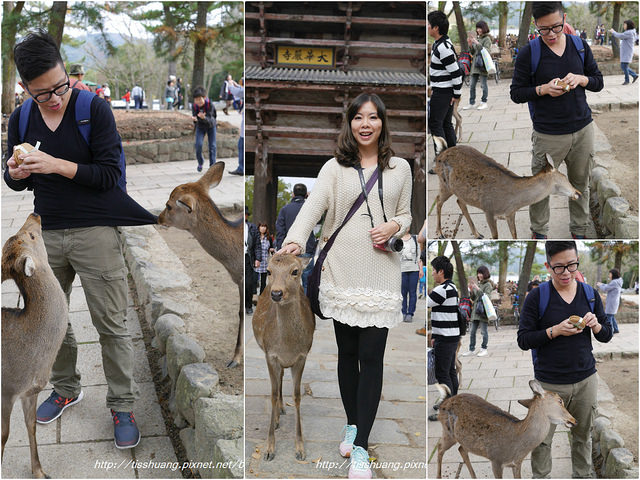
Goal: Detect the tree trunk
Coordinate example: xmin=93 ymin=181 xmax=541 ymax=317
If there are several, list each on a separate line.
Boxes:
xmin=498 ymin=242 xmax=508 ymax=295
xmin=1 ymin=2 xmax=24 ymax=115
xmin=437 ymin=2 xmax=446 ymax=12
xmin=451 ymin=241 xmax=468 ymax=297
xmin=614 ymin=242 xmax=624 ymax=271
xmin=162 ymin=4 xmax=178 ymax=78
xmin=498 ymin=2 xmax=508 ymax=48
xmin=452 ymin=2 xmax=468 ymax=53
xmin=191 ymin=1 xmax=209 ymax=94
xmin=437 ymin=240 xmax=448 ymax=257
xmin=48 ymin=2 xmax=67 ymax=49
xmin=517 ymin=241 xmax=537 ymax=300
xmin=610 ymin=2 xmax=622 ymax=59
xmin=517 ymin=1 xmax=533 ymax=48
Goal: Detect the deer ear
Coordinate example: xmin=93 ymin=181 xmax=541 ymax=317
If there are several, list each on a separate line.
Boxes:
xmin=545 ymin=153 xmax=555 ymax=170
xmin=23 ymin=256 xmax=35 ymax=277
xmin=176 ymin=195 xmax=195 ymax=213
xmin=199 ymin=162 xmax=225 ymax=189
xmin=529 ymin=379 xmax=545 ymax=396
xmin=299 ymin=256 xmax=312 ymax=269
xmin=518 ymin=398 xmax=534 ymax=409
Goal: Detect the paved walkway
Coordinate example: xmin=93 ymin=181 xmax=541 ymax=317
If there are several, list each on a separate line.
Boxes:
xmin=1 ymin=152 xmax=243 ymax=477
xmin=428 ymin=74 xmax=639 ymax=239
xmin=428 ymin=322 xmax=639 ymax=479
xmin=245 ymin=297 xmax=427 ymax=479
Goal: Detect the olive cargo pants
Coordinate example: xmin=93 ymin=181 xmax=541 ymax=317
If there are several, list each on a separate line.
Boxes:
xmin=529 ymin=122 xmax=594 ymax=237
xmin=531 ymin=373 xmax=598 ymax=478
xmin=43 ymin=226 xmax=138 ymax=411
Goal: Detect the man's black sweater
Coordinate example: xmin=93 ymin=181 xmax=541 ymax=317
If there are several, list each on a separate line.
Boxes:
xmin=4 ymin=89 xmax=156 ymax=230
xmin=517 ymin=281 xmax=612 ymax=385
xmin=510 ymin=36 xmax=604 ymax=135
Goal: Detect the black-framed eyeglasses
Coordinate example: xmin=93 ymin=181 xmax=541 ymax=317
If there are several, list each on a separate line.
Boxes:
xmin=25 ymin=74 xmax=70 ymax=103
xmin=550 ymin=262 xmax=579 ymax=275
xmin=536 ymin=22 xmax=564 ymax=36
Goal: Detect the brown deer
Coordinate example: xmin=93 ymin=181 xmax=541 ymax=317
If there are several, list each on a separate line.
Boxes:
xmin=436 ymin=379 xmax=577 ymax=479
xmin=252 ymin=254 xmax=315 ymax=461
xmin=158 ymin=162 xmax=243 ymax=367
xmin=432 ymin=136 xmax=581 ymax=239
xmin=2 ymin=213 xmax=68 ymax=479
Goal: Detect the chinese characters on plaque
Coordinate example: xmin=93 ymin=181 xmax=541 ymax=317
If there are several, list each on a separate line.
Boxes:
xmin=276 ymin=46 xmax=335 ymax=67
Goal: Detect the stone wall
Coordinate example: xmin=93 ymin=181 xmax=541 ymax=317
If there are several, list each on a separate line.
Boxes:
xmin=121 ymin=225 xmax=243 ymax=479
xmin=122 ymin=134 xmax=239 ymax=165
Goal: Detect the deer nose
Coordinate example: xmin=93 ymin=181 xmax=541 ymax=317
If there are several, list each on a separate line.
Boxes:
xmin=271 ymin=290 xmax=283 ymax=302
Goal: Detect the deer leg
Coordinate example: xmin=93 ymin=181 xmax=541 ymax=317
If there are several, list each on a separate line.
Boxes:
xmin=458 ymin=444 xmax=478 ymax=479
xmin=484 ymin=212 xmax=499 ymax=239
xmin=264 ymin=358 xmax=283 ymax=461
xmin=436 ymin=429 xmax=456 ymax=478
xmin=227 ymin=283 xmax=244 ymax=368
xmin=21 ymin=394 xmax=47 ymax=479
xmin=278 ymin=369 xmax=285 ymax=416
xmin=490 ymin=460 xmax=504 ymax=479
xmin=1 ymin=396 xmax=16 ymax=461
xmin=512 ymin=461 xmax=522 ymax=478
xmin=435 ymin=190 xmax=453 ymax=238
xmin=456 ymin=199 xmax=483 ymax=239
xmin=506 ymin=213 xmax=518 ymax=239
xmin=291 ymin=356 xmax=307 ymax=461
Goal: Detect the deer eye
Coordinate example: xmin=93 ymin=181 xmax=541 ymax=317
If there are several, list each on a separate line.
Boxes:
xmin=166 ymin=204 xmax=172 ymax=211
xmin=292 ymin=269 xmax=299 ymax=276
xmin=29 ymin=233 xmax=35 ymax=240
xmin=267 ymin=270 xmax=271 ymax=276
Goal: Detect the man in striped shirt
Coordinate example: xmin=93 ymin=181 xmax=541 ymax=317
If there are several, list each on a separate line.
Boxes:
xmin=427 ymin=255 xmax=460 ymax=420
xmin=428 ymin=10 xmax=463 ymax=155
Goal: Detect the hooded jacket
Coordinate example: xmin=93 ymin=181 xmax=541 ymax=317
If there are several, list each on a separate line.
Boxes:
xmin=598 ymin=277 xmax=623 ymax=315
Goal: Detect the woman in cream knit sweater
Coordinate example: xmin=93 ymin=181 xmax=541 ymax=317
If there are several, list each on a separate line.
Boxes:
xmin=280 ymin=93 xmax=412 ymax=479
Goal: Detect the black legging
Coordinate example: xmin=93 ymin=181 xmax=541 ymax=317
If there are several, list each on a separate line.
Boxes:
xmin=258 ymin=271 xmax=268 ymax=295
xmin=333 ymin=320 xmax=389 ymax=450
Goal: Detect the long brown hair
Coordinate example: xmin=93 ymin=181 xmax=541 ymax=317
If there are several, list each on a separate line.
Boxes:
xmin=335 ymin=93 xmax=394 ymax=170
xmin=257 ymin=222 xmax=270 ymax=238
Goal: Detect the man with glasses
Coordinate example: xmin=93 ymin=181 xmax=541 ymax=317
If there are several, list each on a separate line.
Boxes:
xmin=517 ymin=241 xmax=612 ymax=478
xmin=510 ymin=2 xmax=603 ymax=240
xmin=4 ymin=31 xmax=156 ymax=449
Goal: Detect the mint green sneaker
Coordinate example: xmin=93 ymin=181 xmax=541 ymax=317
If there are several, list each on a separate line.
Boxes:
xmin=348 ymin=445 xmax=372 ymax=479
xmin=339 ymin=424 xmax=357 ymax=457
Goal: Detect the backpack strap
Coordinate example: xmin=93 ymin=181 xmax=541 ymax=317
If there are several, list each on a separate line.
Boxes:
xmin=581 ymin=281 xmax=596 ymax=312
xmin=18 ymin=97 xmax=34 ymax=143
xmin=75 ymin=89 xmax=95 ymax=146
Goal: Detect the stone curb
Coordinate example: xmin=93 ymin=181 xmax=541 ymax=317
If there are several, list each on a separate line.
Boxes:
xmin=120 ymin=225 xmax=244 ymax=478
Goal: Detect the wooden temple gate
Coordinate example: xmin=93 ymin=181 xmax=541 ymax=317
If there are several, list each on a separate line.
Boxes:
xmin=245 ymin=1 xmax=426 ymax=232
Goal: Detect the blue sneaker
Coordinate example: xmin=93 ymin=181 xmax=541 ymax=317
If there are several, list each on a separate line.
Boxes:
xmin=571 ymin=233 xmax=586 ymax=239
xmin=349 ymin=445 xmax=372 ymax=479
xmin=36 ymin=390 xmax=83 ymax=424
xmin=111 ymin=410 xmax=141 ymax=449
xmin=531 ymin=232 xmax=547 ymax=239
xmin=197 ymin=164 xmax=203 ymax=172
xmin=339 ymin=424 xmax=357 ymax=457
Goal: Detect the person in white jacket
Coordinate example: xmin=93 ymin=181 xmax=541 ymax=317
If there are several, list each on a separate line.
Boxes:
xmin=596 ymin=268 xmax=623 ymax=334
xmin=610 ymin=20 xmax=639 ymax=85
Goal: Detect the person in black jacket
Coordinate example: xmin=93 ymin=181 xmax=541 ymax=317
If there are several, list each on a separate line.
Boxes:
xmin=517 ymin=241 xmax=612 ymax=478
xmin=510 ymin=2 xmax=603 ymax=239
xmin=244 ymin=207 xmax=262 ymax=314
xmin=191 ymin=85 xmax=216 ymax=172
xmin=275 ymin=183 xmax=317 ymax=293
xmin=4 ymin=31 xmax=156 ymax=449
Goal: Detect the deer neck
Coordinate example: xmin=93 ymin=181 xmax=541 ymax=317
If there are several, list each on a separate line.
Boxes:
xmin=513 ymin=401 xmax=553 ymax=452
xmin=16 ymin=269 xmax=66 ymax=320
xmin=515 ymin=172 xmax=556 ymax=205
xmin=190 ymin=198 xmax=243 ymax=281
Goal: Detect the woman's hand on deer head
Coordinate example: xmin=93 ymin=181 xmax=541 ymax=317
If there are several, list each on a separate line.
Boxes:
xmin=278 ymin=243 xmax=301 ymax=255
